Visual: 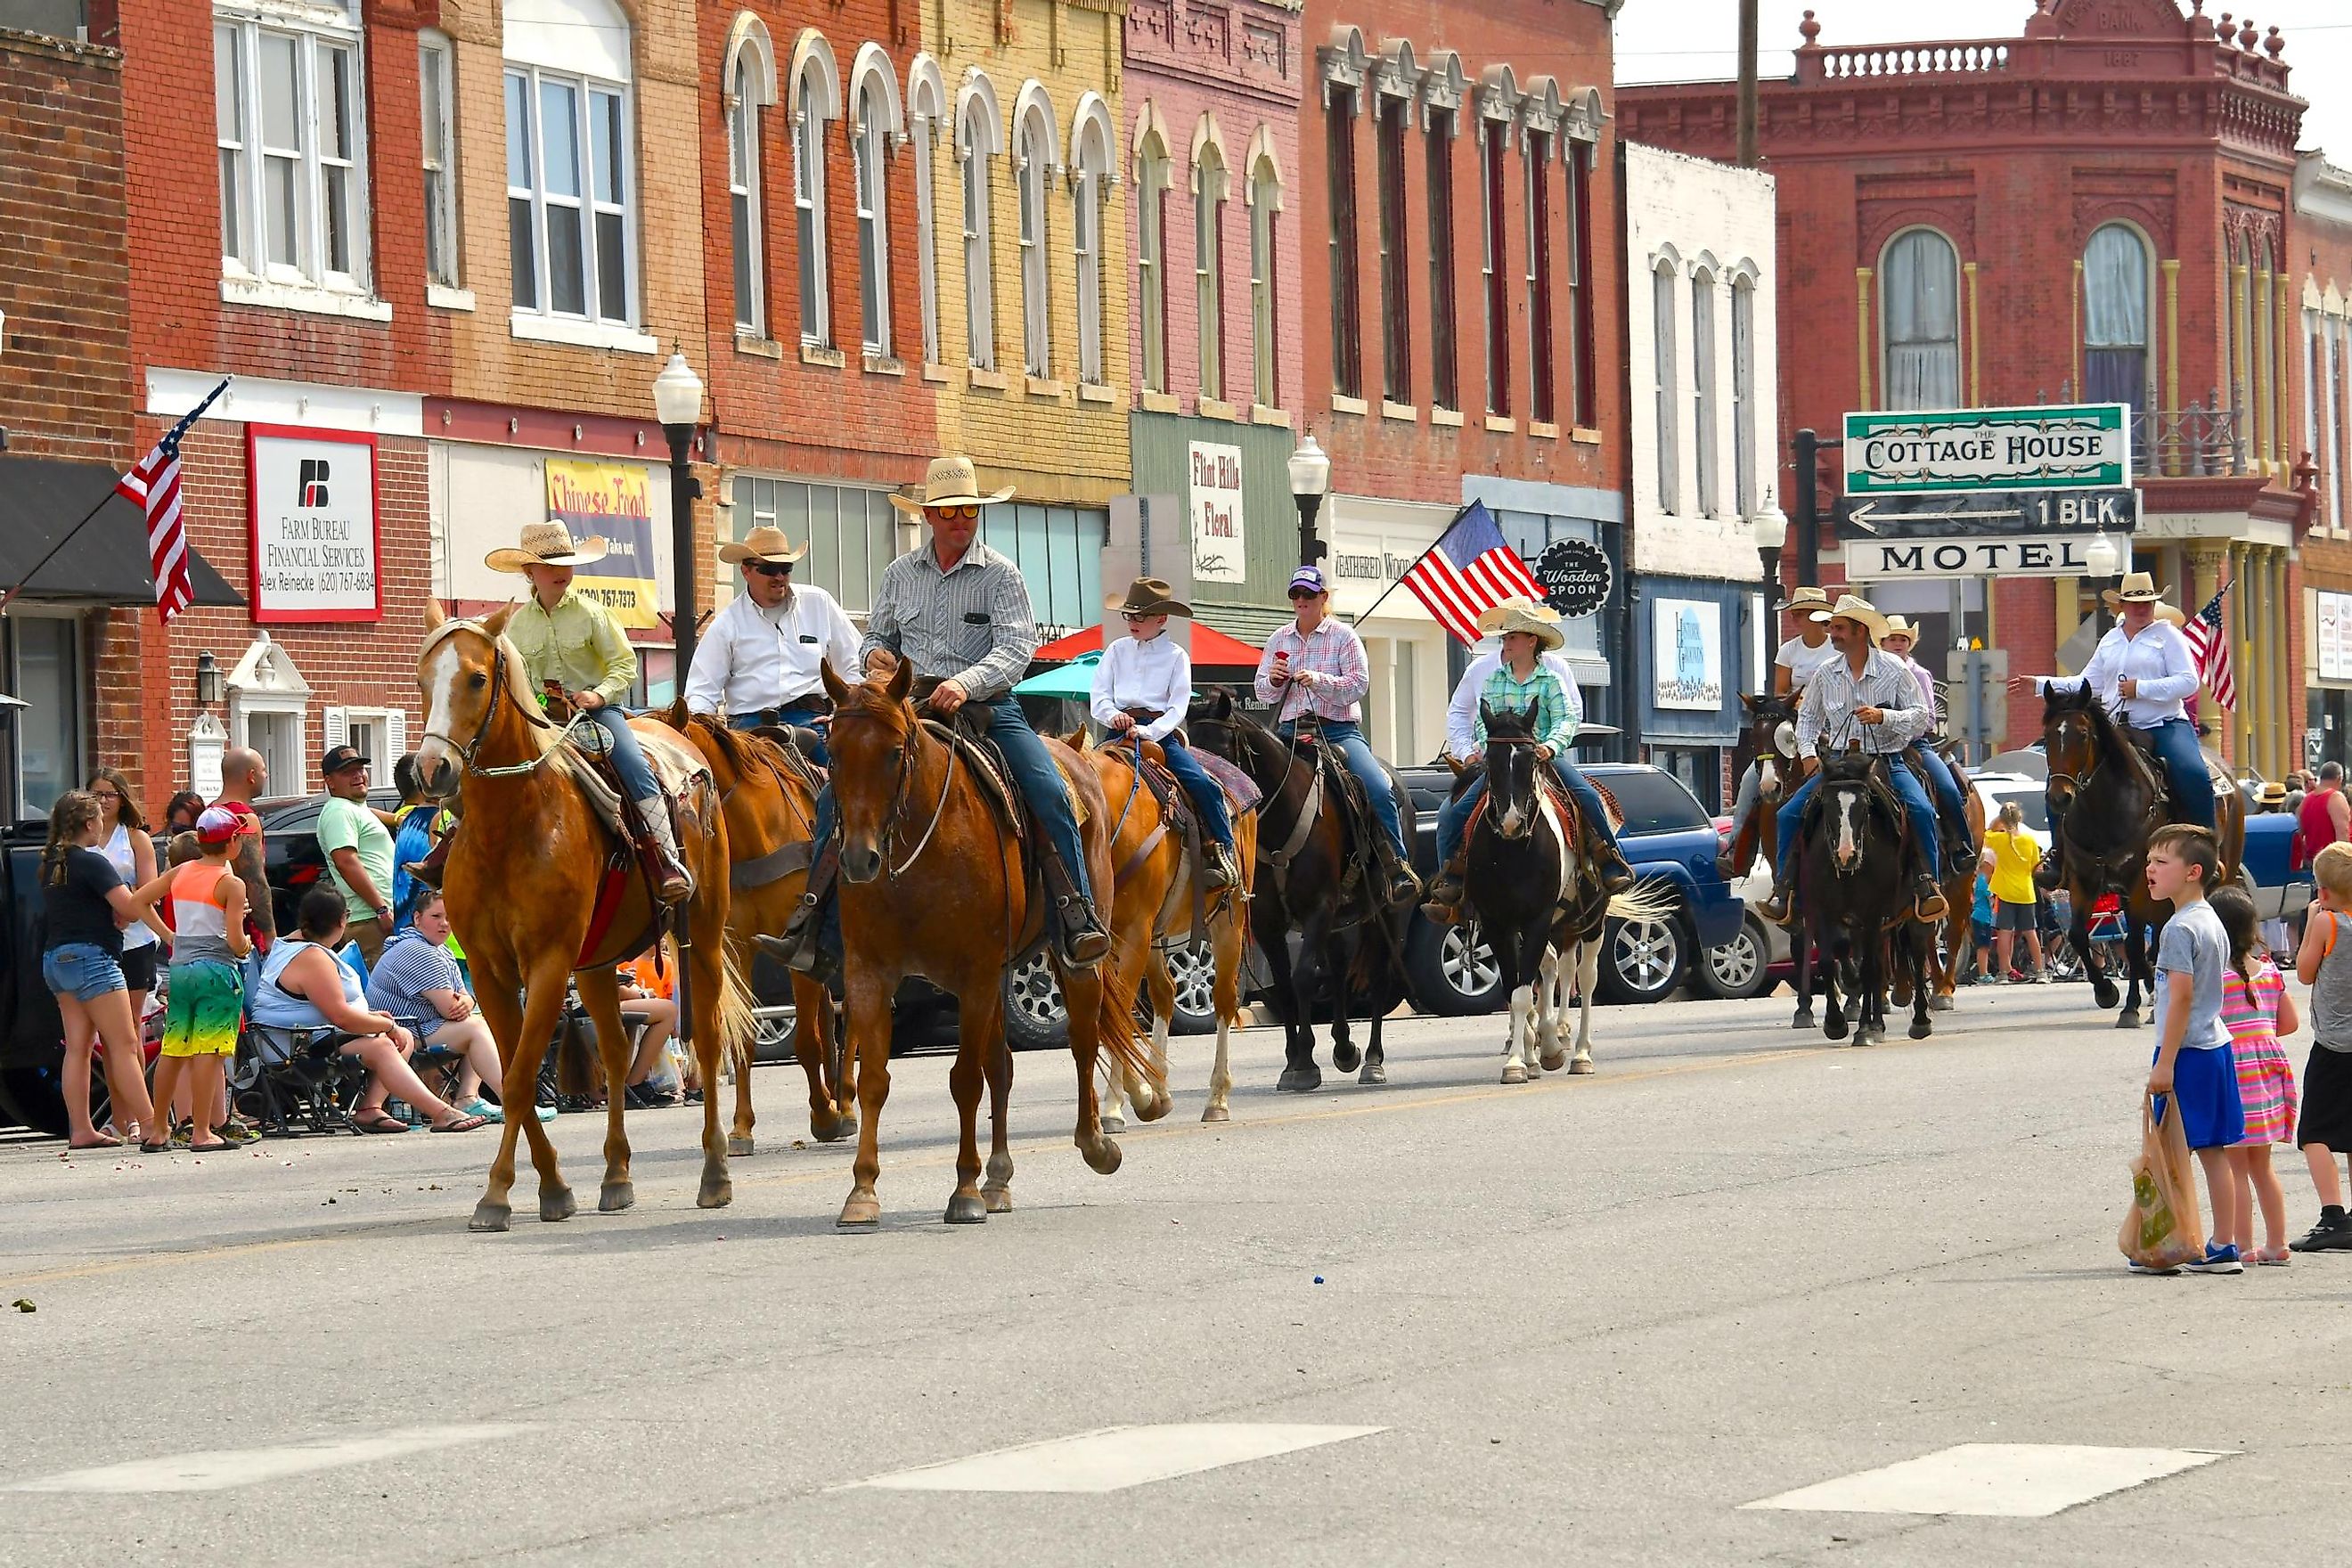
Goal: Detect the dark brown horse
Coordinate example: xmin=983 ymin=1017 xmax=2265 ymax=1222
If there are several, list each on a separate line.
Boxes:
xmin=1791 ymin=748 xmax=1935 ymax=1046
xmin=414 ymin=603 xmax=756 ymax=1230
xmin=818 ymin=658 xmax=1163 ymax=1226
xmin=2040 ymin=684 xmax=2246 ymax=1026
xmin=1726 ymin=692 xmax=1807 ymax=880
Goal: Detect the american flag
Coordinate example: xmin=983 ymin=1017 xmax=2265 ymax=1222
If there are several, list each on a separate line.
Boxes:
xmin=2183 ymin=584 xmax=2236 ymax=710
xmin=113 ymin=380 xmax=228 ymax=624
xmin=1398 ymin=501 xmax=1548 ymax=644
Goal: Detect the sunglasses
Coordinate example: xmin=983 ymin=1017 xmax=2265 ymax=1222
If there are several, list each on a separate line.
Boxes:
xmin=748 ymin=560 xmax=794 ymax=578
xmin=1287 ymin=590 xmax=1320 ymax=602
xmin=929 ymin=504 xmax=983 ymax=520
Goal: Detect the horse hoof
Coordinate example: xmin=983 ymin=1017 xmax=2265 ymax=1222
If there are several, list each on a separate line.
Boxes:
xmin=1083 ymin=1136 xmax=1123 ymax=1175
xmin=1137 ymin=1090 xmax=1172 ymax=1123
xmin=2116 ymin=1009 xmax=2143 ymax=1030
xmin=1539 ymin=1048 xmax=1567 ymax=1073
xmin=1201 ymin=1104 xmax=1231 ymax=1123
xmin=1358 ymin=1061 xmax=1386 ymax=1086
xmin=1568 ymin=1056 xmax=1594 ymax=1076
xmin=2092 ymin=980 xmax=2120 ymax=1010
xmin=811 ymin=1115 xmax=850 ymax=1144
xmin=943 ymin=1192 xmax=988 ymax=1225
xmin=1332 ymin=1040 xmax=1362 ymax=1074
xmin=1501 ymin=1061 xmax=1529 ymax=1085
xmin=983 ymin=1185 xmax=1014 ymax=1213
xmin=1100 ymin=1111 xmax=1128 ymax=1135
xmin=539 ymin=1188 xmax=576 ymax=1223
xmin=1825 ymin=1018 xmax=1850 ymax=1041
xmin=598 ymin=1181 xmax=635 ymax=1213
xmin=697 ymin=1180 xmax=733 ymax=1209
xmin=837 ymin=1191 xmax=881 ymax=1229
xmin=1909 ymin=1018 xmax=1933 ymax=1040
xmin=727 ymin=1134 xmax=755 ymax=1157
xmin=1792 ymin=1009 xmax=1815 ymax=1031
xmin=1929 ymin=994 xmax=1955 ymax=1013
xmin=1275 ymin=1065 xmax=1322 ymax=1094
xmin=469 ymin=1202 xmax=512 ymax=1234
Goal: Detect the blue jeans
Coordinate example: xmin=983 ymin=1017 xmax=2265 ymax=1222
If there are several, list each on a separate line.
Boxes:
xmin=1912 ymin=744 xmax=1968 ymax=830
xmin=1150 ymin=736 xmax=1235 ymax=847
xmin=2142 ymin=716 xmax=2215 ymax=829
xmin=730 ymin=700 xmax=829 ymax=766
xmin=1777 ymin=754 xmax=1939 ymax=871
xmin=583 ymin=705 xmax=659 ymax=801
xmin=1437 ymin=757 xmax=1620 ymax=865
xmin=1277 ymin=718 xmax=1407 ymax=861
xmin=43 ymin=942 xmax=127 ymax=1003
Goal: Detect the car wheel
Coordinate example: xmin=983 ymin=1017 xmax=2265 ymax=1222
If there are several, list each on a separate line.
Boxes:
xmin=1163 ymin=939 xmax=1220 ymax=1036
xmin=1403 ymin=914 xmax=1507 ymax=1017
xmin=1695 ymin=912 xmax=1774 ymax=1000
xmin=748 ymin=1005 xmax=796 ymax=1064
xmin=1598 ymin=909 xmax=1690 ymax=1004
xmin=1002 ymin=950 xmax=1070 ymax=1051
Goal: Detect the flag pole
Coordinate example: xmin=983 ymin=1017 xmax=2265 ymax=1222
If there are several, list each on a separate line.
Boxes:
xmin=1351 ymin=502 xmax=1470 ymax=625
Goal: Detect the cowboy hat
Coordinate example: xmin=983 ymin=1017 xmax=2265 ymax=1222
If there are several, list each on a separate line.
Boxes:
xmin=888 ymin=453 xmax=1016 ymax=514
xmin=2101 ymin=586 xmax=2186 ymax=625
xmin=716 ymin=525 xmax=806 ymax=566
xmin=1811 ymin=592 xmax=1889 ymax=642
xmin=2258 ymin=781 xmax=2290 ymax=804
xmin=1474 ymin=595 xmax=1564 ymax=636
xmin=1784 ymin=585 xmax=1832 ymax=612
xmin=1881 ymin=614 xmax=1919 ymax=642
xmin=1107 ymin=576 xmax=1192 ymax=618
xmin=2114 ymin=570 xmax=2167 ymax=603
xmin=486 ymin=519 xmax=609 ymax=573
xmin=1489 ymin=600 xmax=1567 ymax=653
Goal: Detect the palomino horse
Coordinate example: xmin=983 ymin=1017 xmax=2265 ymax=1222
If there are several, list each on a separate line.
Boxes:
xmin=1461 ymin=703 xmax=1671 ymax=1082
xmin=1790 ymin=748 xmax=1934 ymax=1046
xmin=2040 ymin=684 xmax=2246 ymax=1026
xmin=1077 ymin=730 xmax=1259 ymax=1127
xmin=1187 ymin=692 xmax=1415 ymax=1093
xmin=674 ymin=715 xmax=855 ymax=1146
xmin=1726 ymin=692 xmax=1807 ymax=879
xmin=1920 ymin=746 xmax=1987 ymax=1014
xmin=414 ymin=604 xmax=756 ymax=1229
xmin=817 ymin=659 xmax=1164 ymax=1226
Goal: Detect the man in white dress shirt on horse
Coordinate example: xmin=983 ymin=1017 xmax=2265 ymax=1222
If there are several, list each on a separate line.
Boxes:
xmin=683 ymin=525 xmax=862 ymax=764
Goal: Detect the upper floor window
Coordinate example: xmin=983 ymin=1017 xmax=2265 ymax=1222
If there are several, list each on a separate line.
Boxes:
xmin=2082 ymin=223 xmax=2150 ymax=415
xmin=505 ymin=0 xmax=636 ymax=327
xmin=1526 ymin=130 xmax=1555 ymax=426
xmin=216 ymin=2 xmax=371 ymax=294
xmin=1326 ymin=88 xmax=1362 ymax=401
xmin=1249 ymin=154 xmax=1281 ymax=408
xmin=1692 ymin=269 xmax=1719 ymax=517
xmin=852 ymin=61 xmax=897 ymax=357
xmin=790 ymin=42 xmax=839 ymax=349
xmin=420 ymin=34 xmax=458 ymax=290
xmin=1732 ymin=275 xmax=1757 ymax=517
xmin=1881 ymin=228 xmax=1959 ymax=411
xmin=1074 ymin=107 xmax=1112 ymax=387
xmin=1196 ymin=136 xmax=1227 ymax=403
xmin=910 ymin=62 xmax=944 ymax=365
xmin=1565 ymin=136 xmax=1597 ymax=428
xmin=960 ymin=92 xmax=997 ymax=370
xmin=1480 ymin=118 xmax=1510 ymax=416
xmin=1375 ymin=94 xmax=1411 ymax=405
xmin=1654 ymin=261 xmax=1678 ymax=513
xmin=1018 ymin=100 xmax=1056 ymax=378
xmin=726 ymin=39 xmax=769 ymax=334
xmin=1427 ymin=108 xmax=1458 ymax=412
xmin=1137 ymin=130 xmax=1171 ymax=394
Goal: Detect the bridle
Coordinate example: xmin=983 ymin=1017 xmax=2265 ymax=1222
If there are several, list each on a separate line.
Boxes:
xmin=834 ymin=697 xmax=958 ymax=878
xmin=1481 ymin=731 xmax=1546 ymax=842
xmin=1816 ymin=765 xmax=1883 ymax=880
xmin=419 ymin=619 xmax=594 ymax=782
xmin=1197 ymin=708 xmax=1320 ymax=891
xmin=2045 ymin=706 xmax=2101 ymax=798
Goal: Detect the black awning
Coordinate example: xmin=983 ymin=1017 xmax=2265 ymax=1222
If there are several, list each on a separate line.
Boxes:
xmin=0 ymin=454 xmax=243 ymax=609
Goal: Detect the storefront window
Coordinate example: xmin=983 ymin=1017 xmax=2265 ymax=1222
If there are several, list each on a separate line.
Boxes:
xmin=6 ymin=613 xmax=82 ymax=818
xmin=977 ymin=503 xmax=1107 ymax=638
xmin=731 ymin=475 xmax=899 ymax=615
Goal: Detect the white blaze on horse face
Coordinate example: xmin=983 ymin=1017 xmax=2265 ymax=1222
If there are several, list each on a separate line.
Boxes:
xmin=415 ymin=641 xmax=464 ymax=780
xmin=1759 ymin=757 xmax=1781 ymax=797
xmin=1833 ymin=789 xmax=1861 ymax=870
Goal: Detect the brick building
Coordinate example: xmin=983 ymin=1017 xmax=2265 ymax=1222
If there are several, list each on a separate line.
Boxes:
xmin=2295 ymin=152 xmax=2352 ymax=770
xmin=1300 ymin=0 xmax=1623 ymax=764
xmin=1621 ymin=1 xmax=2313 ymax=775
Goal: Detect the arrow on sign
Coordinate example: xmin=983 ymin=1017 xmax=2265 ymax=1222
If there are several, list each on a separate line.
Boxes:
xmin=1843 ymin=499 xmax=2026 ymax=536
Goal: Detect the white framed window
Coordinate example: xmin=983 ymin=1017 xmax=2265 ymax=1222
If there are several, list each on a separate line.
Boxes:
xmin=1073 ymin=113 xmax=1111 ymax=387
xmin=419 ymin=33 xmax=458 ymax=288
xmin=794 ymin=71 xmax=832 ymax=346
xmin=1195 ymin=140 xmax=1226 ymax=403
xmin=1138 ymin=132 xmax=1170 ymax=394
xmin=505 ymin=67 xmax=635 ymax=324
xmin=1654 ymin=260 xmax=1678 ymax=513
xmin=1732 ymin=274 xmax=1757 ymax=517
xmin=855 ymin=80 xmax=893 ymax=355
xmin=1018 ymin=107 xmax=1054 ymax=377
xmin=323 ymin=706 xmax=409 ymax=770
xmin=1692 ymin=269 xmax=1718 ymax=518
xmin=960 ymin=94 xmax=997 ymax=370
xmin=730 ymin=56 xmax=764 ymax=333
xmin=2083 ymin=223 xmax=2152 ymax=415
xmin=1881 ymin=227 xmax=1960 ymax=411
xmin=214 ymin=4 xmax=372 ymax=295
xmin=1249 ymin=159 xmax=1280 ymax=409
xmin=910 ymin=60 xmax=945 ymax=366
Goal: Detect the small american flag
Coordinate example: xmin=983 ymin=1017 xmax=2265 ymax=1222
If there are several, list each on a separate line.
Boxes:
xmin=2183 ymin=584 xmax=2236 ymax=710
xmin=1399 ymin=501 xmax=1548 ymax=644
xmin=114 ymin=380 xmax=228 ymax=625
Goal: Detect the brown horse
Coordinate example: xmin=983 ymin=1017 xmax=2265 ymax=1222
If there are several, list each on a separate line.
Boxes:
xmin=674 ymin=715 xmax=855 ymax=1147
xmin=818 ymin=659 xmax=1164 ymax=1227
xmin=414 ymin=603 xmax=756 ymax=1230
xmin=1076 ymin=731 xmax=1259 ymax=1127
xmin=1726 ymin=691 xmax=1808 ymax=880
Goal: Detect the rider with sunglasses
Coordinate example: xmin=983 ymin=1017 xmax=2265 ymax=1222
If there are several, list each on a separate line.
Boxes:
xmin=686 ymin=525 xmax=862 ymax=764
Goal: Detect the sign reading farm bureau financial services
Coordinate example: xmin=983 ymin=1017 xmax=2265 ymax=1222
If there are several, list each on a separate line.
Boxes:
xmin=1842 ymin=404 xmax=2132 ymax=495
xmin=246 ymin=425 xmax=380 ymax=623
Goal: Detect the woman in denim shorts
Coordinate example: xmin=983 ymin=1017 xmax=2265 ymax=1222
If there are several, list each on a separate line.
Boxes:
xmin=41 ymin=790 xmax=159 ymax=1150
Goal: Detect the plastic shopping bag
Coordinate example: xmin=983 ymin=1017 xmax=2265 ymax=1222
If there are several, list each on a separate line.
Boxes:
xmin=2119 ymin=1095 xmax=2206 ymax=1270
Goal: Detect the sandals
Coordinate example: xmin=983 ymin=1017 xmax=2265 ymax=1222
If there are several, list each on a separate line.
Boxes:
xmin=137 ymin=1139 xmax=175 ymax=1154
xmin=429 ymin=1113 xmax=492 ymax=1133
xmin=351 ymin=1109 xmax=412 ymax=1135
xmin=68 ymin=1135 xmax=125 ymax=1151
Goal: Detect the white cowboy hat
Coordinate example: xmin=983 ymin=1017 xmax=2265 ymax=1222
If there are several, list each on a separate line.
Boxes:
xmin=1811 ymin=592 xmax=1889 ymax=642
xmin=1489 ymin=601 xmax=1567 ymax=653
xmin=1784 ymin=585 xmax=1832 ymax=612
xmin=486 ymin=519 xmax=609 ymax=573
xmin=888 ymin=453 xmax=1017 ymax=514
xmin=1881 ymin=614 xmax=1919 ymax=641
xmin=2101 ymin=584 xmax=2184 ymax=623
xmin=716 ymin=525 xmax=807 ymax=566
xmin=1474 ymin=596 xmax=1563 ymax=637
xmin=2114 ymin=570 xmax=2167 ymax=603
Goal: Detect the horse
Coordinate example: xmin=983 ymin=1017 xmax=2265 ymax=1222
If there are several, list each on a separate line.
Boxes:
xmin=1462 ymin=702 xmax=1673 ymax=1082
xmin=817 ymin=658 xmax=1164 ymax=1226
xmin=1885 ymin=741 xmax=1986 ymax=1017
xmin=1186 ymin=691 xmax=1415 ymax=1094
xmin=1726 ymin=692 xmax=1807 ymax=880
xmin=1790 ymin=747 xmax=1935 ymax=1046
xmin=674 ymin=714 xmax=855 ymax=1146
xmin=2040 ymin=683 xmax=2246 ymax=1026
xmin=1072 ymin=729 xmax=1261 ymax=1128
xmin=413 ymin=602 xmax=757 ymax=1230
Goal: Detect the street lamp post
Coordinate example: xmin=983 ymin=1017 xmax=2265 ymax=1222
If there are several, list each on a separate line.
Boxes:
xmin=1750 ymin=498 xmax=1790 ymax=629
xmin=652 ymin=347 xmax=706 ymax=688
xmin=2085 ymin=526 xmax=2121 ymax=635
xmin=1288 ymin=431 xmax=1331 ymax=568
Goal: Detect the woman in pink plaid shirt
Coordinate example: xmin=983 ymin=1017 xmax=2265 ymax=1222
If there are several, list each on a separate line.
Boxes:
xmin=1254 ymin=566 xmax=1419 ymax=904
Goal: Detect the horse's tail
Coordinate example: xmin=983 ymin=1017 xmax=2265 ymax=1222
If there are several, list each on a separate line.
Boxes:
xmin=1090 ymin=951 xmax=1165 ymax=1096
xmin=1605 ymin=877 xmax=1680 ymax=925
xmin=713 ymin=933 xmax=759 ymax=1081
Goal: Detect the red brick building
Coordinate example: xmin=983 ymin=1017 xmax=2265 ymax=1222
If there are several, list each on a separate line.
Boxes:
xmin=1621 ymin=0 xmax=2312 ymax=775
xmin=1299 ymin=0 xmax=1624 ymax=762
xmin=2294 ymin=152 xmax=2352 ymax=771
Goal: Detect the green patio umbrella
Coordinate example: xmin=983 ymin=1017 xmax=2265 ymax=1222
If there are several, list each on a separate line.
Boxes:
xmin=1013 ymin=652 xmax=1107 ymax=698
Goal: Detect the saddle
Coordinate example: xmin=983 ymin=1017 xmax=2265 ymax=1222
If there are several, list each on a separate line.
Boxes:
xmin=907 ymin=674 xmax=1088 ymax=850
xmin=538 ymin=688 xmax=708 ymax=962
xmin=2115 ymin=723 xmax=2234 ymax=809
xmin=1460 ymin=771 xmax=1622 ymax=910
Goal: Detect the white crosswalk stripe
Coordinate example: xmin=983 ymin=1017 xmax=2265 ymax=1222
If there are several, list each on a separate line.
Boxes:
xmin=5 ymin=1425 xmax=536 ymax=1494
xmin=848 ymin=1424 xmax=1385 ymax=1494
xmin=1743 ymin=1442 xmax=2234 ymax=1517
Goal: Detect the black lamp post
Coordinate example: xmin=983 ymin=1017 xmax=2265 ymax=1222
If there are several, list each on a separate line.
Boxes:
xmin=1288 ymin=431 xmax=1330 ymax=568
xmin=1750 ymin=497 xmax=1789 ymax=629
xmin=652 ymin=347 xmax=707 ymax=687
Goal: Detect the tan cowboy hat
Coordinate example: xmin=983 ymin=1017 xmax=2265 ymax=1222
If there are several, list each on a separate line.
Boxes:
xmin=716 ymin=525 xmax=806 ymax=566
xmin=1785 ymin=585 xmax=1832 ymax=613
xmin=2258 ymin=781 xmax=2290 ymax=804
xmin=2114 ymin=570 xmax=2167 ymax=603
xmin=2101 ymin=586 xmax=2185 ymax=625
xmin=1811 ymin=592 xmax=1889 ymax=642
xmin=486 ymin=519 xmax=609 ymax=573
xmin=1474 ymin=596 xmax=1563 ymax=637
xmin=1490 ymin=600 xmax=1567 ymax=653
xmin=1881 ymin=614 xmax=1919 ymax=642
xmin=888 ymin=453 xmax=1016 ymax=514
xmin=1107 ymin=576 xmax=1192 ymax=618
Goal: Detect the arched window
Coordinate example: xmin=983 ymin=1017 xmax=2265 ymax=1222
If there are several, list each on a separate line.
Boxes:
xmin=1195 ymin=137 xmax=1227 ymax=403
xmin=959 ymin=90 xmax=997 ymax=370
xmin=1017 ymin=101 xmax=1055 ymax=378
xmin=852 ymin=62 xmax=897 ymax=356
xmin=1732 ymin=273 xmax=1757 ymax=516
xmin=2082 ymin=223 xmax=2151 ymax=414
xmin=1136 ymin=127 xmax=1170 ymax=394
xmin=1072 ymin=101 xmax=1112 ymax=387
xmin=1654 ymin=259 xmax=1678 ymax=513
xmin=1248 ymin=152 xmax=1281 ymax=408
xmin=788 ymin=36 xmax=840 ymax=348
xmin=1881 ymin=228 xmax=1960 ymax=410
xmin=1692 ymin=267 xmax=1718 ymax=518
xmin=909 ymin=58 xmax=944 ymax=365
xmin=725 ymin=29 xmax=773 ymax=335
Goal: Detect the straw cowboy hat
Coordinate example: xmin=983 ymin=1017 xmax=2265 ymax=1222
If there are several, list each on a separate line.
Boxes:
xmin=1489 ymin=600 xmax=1567 ymax=653
xmin=486 ymin=519 xmax=609 ymax=573
xmin=2113 ymin=570 xmax=2167 ymax=603
xmin=1881 ymin=614 xmax=1919 ymax=643
xmin=889 ymin=453 xmax=1016 ymax=514
xmin=1474 ymin=596 xmax=1569 ymax=638
xmin=1107 ymin=576 xmax=1193 ymax=618
xmin=1811 ymin=592 xmax=1890 ymax=642
xmin=1784 ymin=585 xmax=1832 ymax=613
xmin=2101 ymin=584 xmax=2185 ymax=625
xmin=2258 ymin=781 xmax=2291 ymax=806
xmin=716 ymin=525 xmax=806 ymax=566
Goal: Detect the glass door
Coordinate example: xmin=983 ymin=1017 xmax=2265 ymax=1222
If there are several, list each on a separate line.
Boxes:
xmin=7 ymin=612 xmax=84 ymax=819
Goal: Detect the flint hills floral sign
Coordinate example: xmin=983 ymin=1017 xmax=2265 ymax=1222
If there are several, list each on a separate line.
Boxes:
xmin=1842 ymin=404 xmax=2131 ymax=495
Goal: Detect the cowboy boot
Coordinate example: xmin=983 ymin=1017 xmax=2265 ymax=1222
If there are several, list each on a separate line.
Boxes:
xmin=634 ymin=796 xmax=693 ymax=904
xmin=406 ymin=825 xmax=456 ymax=892
xmin=1204 ymin=838 xmax=1239 ymax=890
xmin=1760 ymin=870 xmax=1797 ymax=927
xmin=764 ymin=841 xmax=840 ymax=980
xmin=1041 ymin=846 xmax=1111 ymax=968
xmin=1716 ymin=813 xmax=1757 ymax=883
xmin=1912 ymin=872 xmax=1950 ymax=923
xmin=1419 ymin=850 xmax=1469 ymax=926
xmin=1587 ymin=819 xmax=1637 ymax=897
xmin=1376 ymin=832 xmax=1421 ymax=907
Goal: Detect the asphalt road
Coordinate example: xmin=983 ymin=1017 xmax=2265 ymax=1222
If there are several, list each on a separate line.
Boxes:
xmin=4 ymin=982 xmax=2350 ymax=1567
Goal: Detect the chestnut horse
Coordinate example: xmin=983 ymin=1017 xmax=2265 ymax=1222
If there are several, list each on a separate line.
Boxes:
xmin=675 ymin=715 xmax=855 ymax=1146
xmin=414 ymin=603 xmax=755 ymax=1230
xmin=818 ymin=659 xmax=1164 ymax=1227
xmin=1078 ymin=730 xmax=1259 ymax=1127
xmin=1727 ymin=691 xmax=1806 ymax=881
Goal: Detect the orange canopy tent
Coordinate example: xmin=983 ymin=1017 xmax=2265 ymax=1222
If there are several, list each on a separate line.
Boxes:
xmin=1032 ymin=623 xmax=1262 ymax=667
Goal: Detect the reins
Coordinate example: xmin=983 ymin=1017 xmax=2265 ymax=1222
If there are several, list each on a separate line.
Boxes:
xmin=421 ymin=620 xmax=593 ymax=780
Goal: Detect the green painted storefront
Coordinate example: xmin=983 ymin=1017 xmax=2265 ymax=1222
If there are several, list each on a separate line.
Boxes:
xmin=1130 ymin=413 xmax=1299 ymax=648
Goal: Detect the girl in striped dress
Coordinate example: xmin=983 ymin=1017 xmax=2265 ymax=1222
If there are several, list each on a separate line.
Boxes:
xmin=2211 ymin=884 xmax=2299 ymax=1265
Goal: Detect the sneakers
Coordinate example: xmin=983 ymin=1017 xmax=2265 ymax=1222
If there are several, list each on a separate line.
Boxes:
xmin=2125 ymin=1258 xmax=2182 ymax=1276
xmin=2029 ymin=970 xmax=2052 ymax=984
xmin=2289 ymin=1207 xmax=2352 ymax=1253
xmin=2184 ymin=1243 xmax=2244 ymax=1275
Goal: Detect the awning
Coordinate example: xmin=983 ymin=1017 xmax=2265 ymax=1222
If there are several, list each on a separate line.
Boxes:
xmin=0 ymin=455 xmax=243 ymax=609
xmin=1033 ymin=622 xmax=1262 ymax=667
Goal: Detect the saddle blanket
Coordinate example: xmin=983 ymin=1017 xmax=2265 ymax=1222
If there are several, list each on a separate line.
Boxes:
xmin=558 ymin=716 xmax=712 ymax=837
xmin=1193 ymin=748 xmax=1263 ymax=815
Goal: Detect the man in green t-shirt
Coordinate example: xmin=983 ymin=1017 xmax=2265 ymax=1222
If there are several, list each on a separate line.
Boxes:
xmin=317 ymin=743 xmax=397 ymax=966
